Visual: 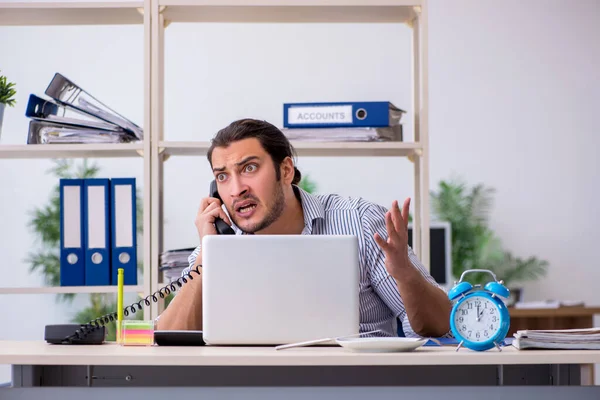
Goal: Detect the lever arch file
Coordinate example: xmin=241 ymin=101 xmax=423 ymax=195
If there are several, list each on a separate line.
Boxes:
xmin=25 ymin=93 xmax=124 ymax=132
xmin=283 ymin=101 xmax=405 ymax=128
xmin=45 ymin=73 xmax=143 ymax=140
xmin=60 ymin=179 xmax=86 ymax=286
xmin=110 ymin=178 xmax=138 ymax=286
xmin=84 ymin=179 xmax=112 ymax=286
xmin=27 ymin=120 xmax=133 ymax=144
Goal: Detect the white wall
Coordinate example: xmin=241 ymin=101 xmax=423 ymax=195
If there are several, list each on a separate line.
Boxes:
xmin=428 ymin=0 xmax=600 ymax=304
xmin=0 ymin=0 xmax=599 ymax=384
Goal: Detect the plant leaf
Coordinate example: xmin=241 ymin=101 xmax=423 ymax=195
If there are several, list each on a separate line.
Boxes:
xmin=430 ymin=176 xmax=549 ymax=287
xmin=0 ymin=71 xmax=17 ymax=106
xmin=467 ymin=184 xmax=495 ymax=226
xmin=298 ymin=174 xmax=317 ymax=194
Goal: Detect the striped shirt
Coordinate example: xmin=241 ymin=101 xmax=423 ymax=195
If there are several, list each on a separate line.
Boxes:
xmin=184 ymin=185 xmax=448 ymax=338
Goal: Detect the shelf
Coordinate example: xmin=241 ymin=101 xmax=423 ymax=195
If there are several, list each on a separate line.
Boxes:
xmin=160 ymin=140 xmax=421 ymax=158
xmin=159 ymin=0 xmax=420 ymax=24
xmin=0 ymin=2 xmax=145 ymax=26
xmin=0 ymin=143 xmax=144 ymax=159
xmin=0 ymin=285 xmax=145 ymax=295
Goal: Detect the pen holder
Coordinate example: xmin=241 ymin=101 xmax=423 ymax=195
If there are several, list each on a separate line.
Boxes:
xmin=120 ymin=320 xmax=155 ymax=346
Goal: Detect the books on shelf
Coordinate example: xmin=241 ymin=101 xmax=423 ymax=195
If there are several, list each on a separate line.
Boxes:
xmin=513 ymin=328 xmax=600 ymax=350
xmin=25 ymin=73 xmax=143 ymax=145
xmin=281 ymin=101 xmax=405 ymax=142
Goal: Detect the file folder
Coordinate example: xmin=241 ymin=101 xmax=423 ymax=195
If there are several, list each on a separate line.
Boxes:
xmin=45 ymin=73 xmax=143 ymax=140
xmin=60 ymin=179 xmax=86 ymax=286
xmin=27 ymin=120 xmax=133 ymax=144
xmin=25 ymin=93 xmax=125 ymax=132
xmin=283 ymin=101 xmax=405 ymax=128
xmin=84 ymin=179 xmax=111 ymax=286
xmin=110 ymin=178 xmax=138 ymax=286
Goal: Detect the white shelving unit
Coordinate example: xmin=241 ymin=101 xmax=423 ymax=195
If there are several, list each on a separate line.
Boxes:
xmin=150 ymin=0 xmax=430 ymax=319
xmin=0 ymin=0 xmax=152 ymax=298
xmin=0 ymin=1 xmax=431 ymax=322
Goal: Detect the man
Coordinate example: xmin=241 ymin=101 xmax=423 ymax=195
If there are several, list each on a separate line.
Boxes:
xmin=157 ymin=118 xmax=452 ymax=338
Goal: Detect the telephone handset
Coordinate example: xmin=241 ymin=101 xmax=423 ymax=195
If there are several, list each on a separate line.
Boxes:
xmin=44 ymin=181 xmax=234 ymax=345
xmin=209 ymin=180 xmax=235 ymax=235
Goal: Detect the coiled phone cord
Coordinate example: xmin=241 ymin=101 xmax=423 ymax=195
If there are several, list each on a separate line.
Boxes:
xmin=61 ymin=265 xmax=203 ymax=344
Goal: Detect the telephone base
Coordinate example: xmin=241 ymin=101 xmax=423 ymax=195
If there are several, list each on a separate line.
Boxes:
xmin=44 ymin=324 xmax=106 ymax=345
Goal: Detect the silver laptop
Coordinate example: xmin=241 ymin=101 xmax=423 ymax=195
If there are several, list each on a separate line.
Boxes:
xmin=201 ymin=234 xmax=360 ymax=346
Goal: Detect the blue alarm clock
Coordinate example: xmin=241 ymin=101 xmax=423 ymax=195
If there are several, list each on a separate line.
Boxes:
xmin=448 ymin=269 xmax=510 ymax=352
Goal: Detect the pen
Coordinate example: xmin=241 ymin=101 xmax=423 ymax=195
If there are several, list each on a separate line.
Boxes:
xmin=117 ymin=268 xmax=124 ymax=343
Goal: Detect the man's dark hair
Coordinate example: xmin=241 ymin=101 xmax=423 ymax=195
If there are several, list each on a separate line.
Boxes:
xmin=207 ymin=119 xmax=302 ymax=185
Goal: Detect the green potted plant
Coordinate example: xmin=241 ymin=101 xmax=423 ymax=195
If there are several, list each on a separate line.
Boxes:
xmin=0 ymin=71 xmax=17 ymax=137
xmin=430 ymin=176 xmax=548 ymax=305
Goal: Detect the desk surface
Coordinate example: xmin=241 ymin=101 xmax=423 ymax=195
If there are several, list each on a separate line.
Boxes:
xmin=2 ymin=341 xmax=600 ymax=367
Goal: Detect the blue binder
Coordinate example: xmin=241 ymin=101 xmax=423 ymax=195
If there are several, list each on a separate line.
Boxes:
xmin=283 ymin=101 xmax=405 ymax=128
xmin=110 ymin=178 xmax=138 ymax=286
xmin=59 ymin=179 xmax=86 ymax=286
xmin=83 ymin=178 xmax=111 ymax=286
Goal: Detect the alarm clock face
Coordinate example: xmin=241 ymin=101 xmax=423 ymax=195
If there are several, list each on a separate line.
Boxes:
xmin=453 ymin=295 xmax=502 ymax=343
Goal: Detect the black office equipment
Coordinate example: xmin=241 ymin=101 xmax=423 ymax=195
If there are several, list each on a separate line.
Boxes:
xmin=407 ymin=222 xmax=452 ymax=285
xmin=44 ymin=324 xmax=105 ymax=345
xmin=154 ymin=330 xmax=205 ymax=346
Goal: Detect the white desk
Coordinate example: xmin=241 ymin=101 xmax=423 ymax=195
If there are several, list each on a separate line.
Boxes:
xmin=1 ymin=341 xmax=600 ymax=400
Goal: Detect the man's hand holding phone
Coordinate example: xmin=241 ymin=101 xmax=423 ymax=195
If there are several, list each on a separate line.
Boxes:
xmin=195 ymin=196 xmax=233 ymax=241
xmin=157 ymin=195 xmax=225 ymax=330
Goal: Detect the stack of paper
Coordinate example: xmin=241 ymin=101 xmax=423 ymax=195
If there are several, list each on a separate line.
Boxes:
xmin=25 ymin=73 xmax=143 ymax=144
xmin=159 ymin=248 xmax=196 ymax=282
xmin=514 ymin=300 xmax=585 ymax=309
xmin=281 ymin=125 xmax=402 ymax=142
xmin=513 ymin=328 xmax=600 ymax=350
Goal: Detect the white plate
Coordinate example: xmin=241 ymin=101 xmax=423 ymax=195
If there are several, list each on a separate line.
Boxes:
xmin=335 ymin=337 xmax=428 ymax=353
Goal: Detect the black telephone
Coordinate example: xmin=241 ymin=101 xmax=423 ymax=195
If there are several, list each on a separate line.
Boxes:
xmin=209 ymin=180 xmax=235 ymax=235
xmin=43 ymin=181 xmax=234 ymax=345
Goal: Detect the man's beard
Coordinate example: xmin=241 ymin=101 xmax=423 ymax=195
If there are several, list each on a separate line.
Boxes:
xmin=234 ymin=182 xmax=286 ymax=234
